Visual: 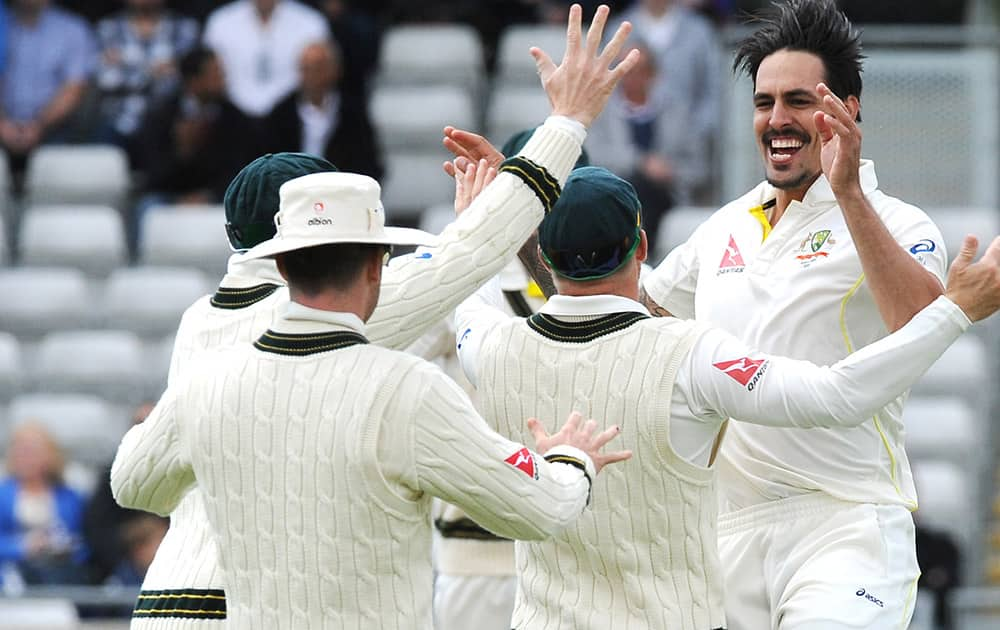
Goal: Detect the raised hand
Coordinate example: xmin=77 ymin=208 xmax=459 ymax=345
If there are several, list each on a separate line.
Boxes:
xmin=532 ymin=4 xmax=640 ymax=128
xmin=814 ymin=82 xmax=862 ymax=199
xmin=528 ymin=411 xmax=632 ymax=475
xmin=453 ymin=158 xmax=497 ymax=215
xmin=442 ymin=126 xmax=504 ymax=178
xmin=945 ymin=234 xmax=1000 ymax=322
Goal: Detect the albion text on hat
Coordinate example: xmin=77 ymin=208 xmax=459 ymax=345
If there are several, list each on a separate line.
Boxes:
xmin=242 ymin=172 xmax=436 ymax=260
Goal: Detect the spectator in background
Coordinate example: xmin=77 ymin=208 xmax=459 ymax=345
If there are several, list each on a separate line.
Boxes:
xmin=0 ymin=0 xmax=96 ymax=173
xmin=588 ymin=42 xmax=712 ymax=253
xmin=203 ymin=0 xmax=330 ymax=118
xmin=56 ymin=0 xmax=118 ymax=22
xmin=915 ymin=517 xmax=962 ymax=630
xmin=0 ymin=422 xmax=88 ymax=586
xmin=95 ymin=0 xmax=199 ymax=165
xmin=614 ymin=0 xmax=722 ymax=204
xmin=263 ymin=40 xmax=383 ymax=179
xmin=309 ymin=0 xmax=381 ymax=99
xmin=133 ymin=46 xmax=256 ymax=246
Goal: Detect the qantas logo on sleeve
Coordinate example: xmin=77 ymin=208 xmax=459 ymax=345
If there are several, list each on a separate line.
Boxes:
xmin=717 ymin=235 xmax=746 ymax=275
xmin=504 ymin=447 xmax=539 ymax=480
xmin=713 ymin=357 xmax=770 ymax=391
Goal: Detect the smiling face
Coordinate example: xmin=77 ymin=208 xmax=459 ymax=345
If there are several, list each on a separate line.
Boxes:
xmin=753 ymin=49 xmax=827 ymax=197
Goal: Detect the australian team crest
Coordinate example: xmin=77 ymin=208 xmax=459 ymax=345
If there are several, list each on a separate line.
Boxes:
xmin=796 ymin=229 xmax=837 ymax=267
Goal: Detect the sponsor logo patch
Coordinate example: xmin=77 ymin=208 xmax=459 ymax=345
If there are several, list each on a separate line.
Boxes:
xmin=313 ymin=202 xmax=325 ymax=214
xmin=457 ymin=327 xmax=471 ymax=350
xmin=713 ymin=357 xmax=770 ymax=391
xmin=909 ymin=239 xmax=936 ymax=254
xmin=504 ymin=447 xmax=539 ymax=480
xmin=308 ymin=217 xmax=332 ymax=226
xmin=717 ymin=235 xmax=746 ymax=275
xmin=856 ymin=588 xmax=885 ymax=608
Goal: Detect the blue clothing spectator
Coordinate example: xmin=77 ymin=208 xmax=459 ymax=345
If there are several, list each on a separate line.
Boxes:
xmin=0 ymin=423 xmax=88 ymax=586
xmin=0 ymin=0 xmax=96 ymax=164
xmin=95 ymin=0 xmax=199 ymax=155
xmin=0 ymin=2 xmax=8 ymax=76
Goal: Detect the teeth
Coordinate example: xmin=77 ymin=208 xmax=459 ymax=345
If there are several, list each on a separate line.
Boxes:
xmin=771 ymin=137 xmax=803 ymax=149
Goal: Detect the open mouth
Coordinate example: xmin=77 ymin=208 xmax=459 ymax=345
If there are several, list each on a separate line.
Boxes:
xmin=766 ymin=135 xmax=806 ymax=164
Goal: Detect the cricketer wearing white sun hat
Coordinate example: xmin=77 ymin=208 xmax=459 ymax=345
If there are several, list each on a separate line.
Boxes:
xmin=242 ymin=171 xmax=437 ymax=259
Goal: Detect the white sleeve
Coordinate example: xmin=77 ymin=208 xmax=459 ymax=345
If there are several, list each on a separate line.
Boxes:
xmin=454 ymin=277 xmax=511 ymax=387
xmin=400 ymin=363 xmax=592 ymax=541
xmin=110 ymin=388 xmax=194 ymax=516
xmin=681 ymin=296 xmax=971 ymax=427
xmin=642 ymin=223 xmax=705 ymax=319
xmin=366 ymin=117 xmax=585 ymax=350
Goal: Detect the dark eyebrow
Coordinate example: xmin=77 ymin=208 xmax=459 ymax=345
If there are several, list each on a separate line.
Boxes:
xmin=782 ymin=89 xmax=817 ymax=101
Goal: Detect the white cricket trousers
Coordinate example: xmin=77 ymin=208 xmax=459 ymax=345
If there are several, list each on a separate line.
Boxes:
xmin=434 ymin=574 xmax=517 ymax=630
xmin=719 ymin=493 xmax=920 ymax=630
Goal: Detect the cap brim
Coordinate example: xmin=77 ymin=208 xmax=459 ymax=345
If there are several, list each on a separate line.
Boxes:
xmin=242 ymin=226 xmax=438 ymax=261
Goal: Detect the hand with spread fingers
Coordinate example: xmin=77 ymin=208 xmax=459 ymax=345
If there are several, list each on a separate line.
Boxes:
xmin=945 ymin=234 xmax=1000 ymax=322
xmin=533 ymin=4 xmax=640 ymax=127
xmin=814 ymin=82 xmax=863 ymax=199
xmin=528 ymin=411 xmax=632 ymax=475
xmin=442 ymin=127 xmax=504 ymax=178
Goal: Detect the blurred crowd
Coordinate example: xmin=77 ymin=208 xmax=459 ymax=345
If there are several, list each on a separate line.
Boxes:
xmin=0 ymin=0 xmax=973 ymax=252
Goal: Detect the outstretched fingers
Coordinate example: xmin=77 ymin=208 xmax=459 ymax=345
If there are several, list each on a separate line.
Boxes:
xmin=585 ymin=4 xmax=610 ymax=58
xmin=600 ymin=19 xmax=633 ymax=65
xmin=564 ymin=3 xmax=583 ymax=59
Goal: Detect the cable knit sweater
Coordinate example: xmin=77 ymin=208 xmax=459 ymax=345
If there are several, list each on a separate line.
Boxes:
xmin=112 ymin=304 xmax=594 ymax=629
xmin=122 ymin=116 xmax=586 ymax=627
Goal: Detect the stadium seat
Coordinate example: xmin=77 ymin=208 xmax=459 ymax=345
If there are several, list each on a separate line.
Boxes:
xmin=381 ymin=153 xmax=456 ymax=222
xmin=377 ymin=24 xmax=484 ymax=94
xmin=372 ymin=86 xmax=477 ymax=152
xmin=721 ymin=49 xmax=999 ymax=208
xmin=923 ymin=207 xmax=1000 ymax=265
xmin=495 ymin=25 xmax=566 ymax=88
xmin=18 ymin=205 xmax=127 ymax=276
xmin=24 ymin=144 xmax=131 ymax=210
xmin=103 ymin=266 xmax=211 ymax=336
xmin=903 ymin=397 xmax=979 ymax=468
xmin=419 ymin=203 xmax=456 ymax=236
xmin=485 ymin=87 xmax=551 ymax=147
xmin=912 ymin=459 xmax=975 ymax=549
xmin=31 ymin=330 xmax=148 ymax=404
xmin=0 ymin=598 xmax=78 ymax=628
xmin=0 ymin=333 xmax=22 ymax=404
xmin=0 ymin=268 xmax=94 ymax=338
xmin=7 ymin=392 xmax=125 ymax=468
xmin=912 ymin=335 xmax=991 ymax=412
xmin=140 ymin=204 xmax=229 ymax=278
xmin=654 ymin=206 xmax=715 ymax=261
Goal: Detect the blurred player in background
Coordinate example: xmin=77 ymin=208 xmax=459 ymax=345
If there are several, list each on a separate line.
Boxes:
xmin=639 ymin=1 xmax=951 ymax=627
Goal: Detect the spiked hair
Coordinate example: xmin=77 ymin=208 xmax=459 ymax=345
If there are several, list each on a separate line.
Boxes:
xmin=734 ymin=0 xmax=864 ymax=120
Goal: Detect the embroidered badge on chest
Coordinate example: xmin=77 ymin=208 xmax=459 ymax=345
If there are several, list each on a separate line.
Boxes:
xmin=716 ymin=235 xmax=746 ymax=276
xmin=795 ymin=229 xmax=837 ymax=268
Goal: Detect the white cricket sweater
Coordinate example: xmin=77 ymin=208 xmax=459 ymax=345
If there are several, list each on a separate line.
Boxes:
xmin=113 ymin=303 xmax=595 ymax=630
xmin=124 ymin=116 xmax=587 ymax=626
xmin=474 ymin=313 xmax=726 ymax=630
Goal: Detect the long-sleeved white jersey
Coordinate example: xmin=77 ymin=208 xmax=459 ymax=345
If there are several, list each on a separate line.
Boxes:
xmin=454 ymin=284 xmax=970 ymax=630
xmin=641 ymin=161 xmax=947 ymax=509
xmin=124 ymin=116 xmax=587 ymax=627
xmin=112 ymin=303 xmax=595 ymax=630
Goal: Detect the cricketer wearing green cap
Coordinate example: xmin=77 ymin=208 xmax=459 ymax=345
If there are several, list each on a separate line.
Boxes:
xmin=125 ymin=107 xmax=592 ymax=624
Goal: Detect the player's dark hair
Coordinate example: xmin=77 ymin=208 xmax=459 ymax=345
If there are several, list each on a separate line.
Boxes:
xmin=734 ymin=0 xmax=864 ymax=121
xmin=279 ymin=243 xmax=385 ymax=295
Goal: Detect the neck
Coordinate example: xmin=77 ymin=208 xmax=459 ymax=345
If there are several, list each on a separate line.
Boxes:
xmin=555 ymin=277 xmax=640 ymax=302
xmin=14 ymin=6 xmax=43 ymax=24
xmin=256 ymin=4 xmax=275 ymax=22
xmin=303 ymin=90 xmax=330 ymax=108
xmin=20 ymin=478 xmax=50 ymax=493
xmin=289 ymin=289 xmax=369 ymax=322
xmin=772 ymin=173 xmax=820 ymax=224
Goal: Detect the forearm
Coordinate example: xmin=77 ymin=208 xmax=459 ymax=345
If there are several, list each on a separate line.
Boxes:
xmin=110 ymin=393 xmax=193 ymax=515
xmin=701 ymin=296 xmax=970 ymax=428
xmin=517 ymin=232 xmax=557 ymax=299
xmin=37 ymin=82 xmax=87 ymax=132
xmin=367 ymin=118 xmax=584 ymax=349
xmin=840 ymin=191 xmax=944 ymax=331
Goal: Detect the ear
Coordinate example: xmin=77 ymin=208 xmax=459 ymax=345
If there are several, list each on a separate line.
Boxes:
xmin=845 ymin=95 xmax=861 ymax=122
xmin=635 ymin=229 xmax=649 ymax=264
xmin=275 ymin=254 xmax=290 ymax=283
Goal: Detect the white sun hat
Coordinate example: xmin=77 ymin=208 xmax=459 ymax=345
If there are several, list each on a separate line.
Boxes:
xmin=242 ymin=172 xmax=437 ymax=260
